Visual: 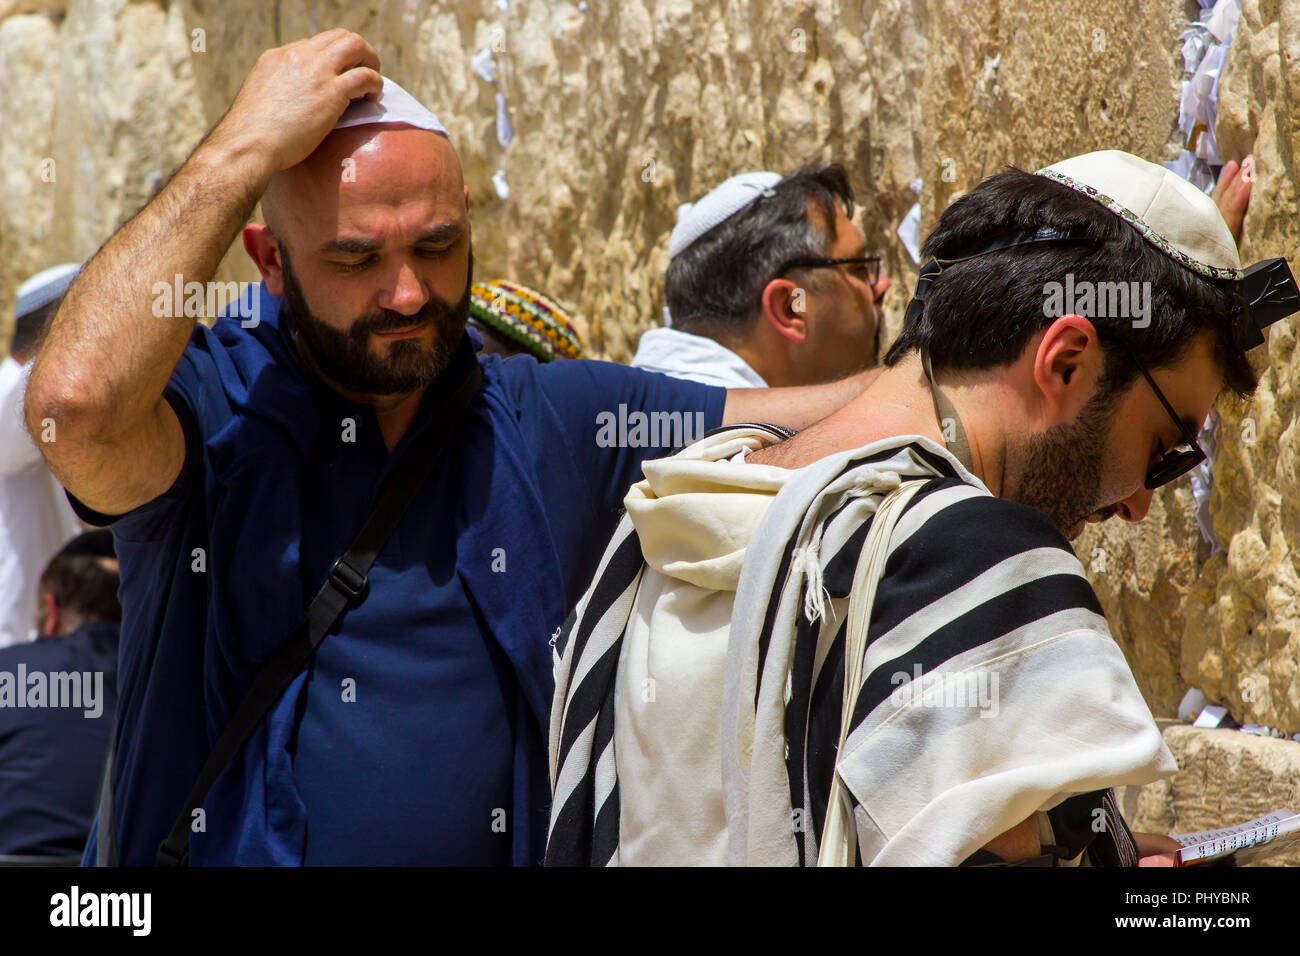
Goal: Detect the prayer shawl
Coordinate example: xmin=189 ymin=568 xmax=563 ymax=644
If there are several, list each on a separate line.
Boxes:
xmin=547 ymin=426 xmax=1176 ymax=866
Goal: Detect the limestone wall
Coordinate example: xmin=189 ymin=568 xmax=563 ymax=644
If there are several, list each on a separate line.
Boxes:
xmin=1127 ymin=725 xmax=1300 ymax=865
xmin=1 ymin=1 xmax=1298 ymax=733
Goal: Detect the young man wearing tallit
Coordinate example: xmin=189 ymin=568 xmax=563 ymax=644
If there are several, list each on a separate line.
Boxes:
xmin=548 ymin=150 xmax=1294 ymax=866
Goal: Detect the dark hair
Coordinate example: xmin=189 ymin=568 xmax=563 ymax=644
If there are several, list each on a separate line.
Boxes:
xmin=9 ymin=299 xmax=60 ymax=357
xmin=39 ymin=551 xmax=121 ymax=624
xmin=884 ymin=168 xmax=1257 ymax=398
xmin=59 ymin=529 xmax=116 ymax=559
xmin=664 ymin=163 xmax=854 ymax=342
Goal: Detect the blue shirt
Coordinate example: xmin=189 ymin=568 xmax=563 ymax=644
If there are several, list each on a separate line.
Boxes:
xmin=0 ymin=621 xmax=119 ymax=856
xmin=76 ymin=286 xmax=725 ymax=865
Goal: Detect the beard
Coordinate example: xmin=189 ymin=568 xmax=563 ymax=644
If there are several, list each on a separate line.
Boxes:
xmin=1005 ymin=387 xmax=1122 ymax=539
xmin=279 ymin=247 xmax=472 ymax=395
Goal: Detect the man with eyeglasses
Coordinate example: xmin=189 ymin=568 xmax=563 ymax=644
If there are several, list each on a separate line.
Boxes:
xmin=548 ymin=150 xmax=1297 ymax=867
xmin=631 ymin=165 xmax=890 ymax=388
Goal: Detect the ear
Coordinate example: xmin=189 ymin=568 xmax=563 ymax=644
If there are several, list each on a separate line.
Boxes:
xmin=242 ymin=224 xmax=285 ymax=297
xmin=39 ymin=592 xmax=59 ymax=638
xmin=464 ymin=184 xmax=471 ymax=212
xmin=1032 ymin=314 xmax=1102 ymax=422
xmin=758 ymin=278 xmax=810 ymax=344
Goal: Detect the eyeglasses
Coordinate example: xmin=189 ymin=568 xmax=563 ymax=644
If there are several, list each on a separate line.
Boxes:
xmin=776 ymin=255 xmax=883 ymax=288
xmin=1097 ymin=332 xmax=1206 ymax=489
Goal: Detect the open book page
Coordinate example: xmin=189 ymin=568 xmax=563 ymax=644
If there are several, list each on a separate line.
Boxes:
xmin=1172 ymin=809 xmax=1300 ymax=865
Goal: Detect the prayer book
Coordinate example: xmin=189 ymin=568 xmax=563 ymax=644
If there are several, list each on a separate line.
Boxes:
xmin=1172 ymin=808 xmax=1300 ymax=865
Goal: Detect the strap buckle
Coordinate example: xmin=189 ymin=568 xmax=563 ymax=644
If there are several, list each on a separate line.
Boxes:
xmin=327 ymin=557 xmax=368 ymax=601
xmin=156 ymin=840 xmax=188 ymax=867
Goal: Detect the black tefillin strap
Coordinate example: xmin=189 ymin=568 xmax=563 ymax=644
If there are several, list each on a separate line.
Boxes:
xmin=902 ymin=225 xmax=1090 ymax=330
xmin=921 ymin=349 xmax=973 ymax=473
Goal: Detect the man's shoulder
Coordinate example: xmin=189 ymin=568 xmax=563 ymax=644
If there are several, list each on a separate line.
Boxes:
xmin=819 ymin=438 xmax=1072 ymax=546
xmin=897 ymin=479 xmax=1079 ymax=570
xmin=909 ymin=480 xmax=1072 ymax=541
xmin=0 ymin=623 xmax=118 ymax=670
xmin=487 ymin=352 xmax=692 ymax=390
xmin=631 ymin=327 xmax=767 ymax=388
xmin=168 ymin=285 xmax=295 ymax=397
xmin=869 ymin=480 xmax=1103 ymax=636
xmin=163 ymin=320 xmax=248 ymax=416
xmin=484 ymin=353 xmax=724 ymax=424
xmin=162 ymin=300 xmax=318 ymax=459
xmin=821 ymin=474 xmax=1108 ymax=671
xmin=0 ymin=635 xmax=63 ymax=676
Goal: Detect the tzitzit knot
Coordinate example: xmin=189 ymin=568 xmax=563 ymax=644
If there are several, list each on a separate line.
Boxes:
xmin=793 ymin=522 xmax=832 ymax=625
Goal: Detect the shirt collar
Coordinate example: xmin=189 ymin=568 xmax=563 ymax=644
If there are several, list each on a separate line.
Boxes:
xmin=631 ymin=327 xmax=768 ymax=388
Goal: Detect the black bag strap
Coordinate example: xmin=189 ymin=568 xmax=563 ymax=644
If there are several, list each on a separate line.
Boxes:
xmin=156 ymin=364 xmax=482 ymax=866
xmin=95 ymin=721 xmax=118 ymax=866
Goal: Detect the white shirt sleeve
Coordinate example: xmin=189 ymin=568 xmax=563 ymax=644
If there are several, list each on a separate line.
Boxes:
xmin=0 ymin=358 xmax=42 ymax=476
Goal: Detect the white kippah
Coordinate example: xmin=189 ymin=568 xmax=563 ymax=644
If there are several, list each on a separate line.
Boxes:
xmin=1036 ymin=150 xmax=1241 ymax=279
xmin=15 ymin=262 xmax=81 ymax=318
xmin=334 ymin=76 xmax=449 ymax=138
xmin=667 ymin=171 xmax=782 ymax=260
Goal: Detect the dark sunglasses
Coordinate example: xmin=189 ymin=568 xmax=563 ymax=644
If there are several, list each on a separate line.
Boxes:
xmin=1097 ymin=332 xmax=1206 ymax=489
xmin=776 ymin=255 xmax=883 ymax=289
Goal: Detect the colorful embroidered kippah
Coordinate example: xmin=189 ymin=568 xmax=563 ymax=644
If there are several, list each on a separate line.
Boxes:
xmin=469 ymin=280 xmax=586 ymax=362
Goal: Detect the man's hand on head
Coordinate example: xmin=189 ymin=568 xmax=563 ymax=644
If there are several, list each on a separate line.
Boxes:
xmin=206 ymin=29 xmax=384 ymax=180
xmin=24 ymin=31 xmax=382 ymax=519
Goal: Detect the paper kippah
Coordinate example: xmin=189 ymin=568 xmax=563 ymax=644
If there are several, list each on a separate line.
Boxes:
xmin=667 ymin=171 xmax=782 ymax=260
xmin=334 ymin=76 xmax=449 ymax=138
xmin=1035 ymin=150 xmax=1242 ymax=280
xmin=469 ymin=280 xmax=585 ymax=362
xmin=15 ymin=262 xmax=81 ymax=318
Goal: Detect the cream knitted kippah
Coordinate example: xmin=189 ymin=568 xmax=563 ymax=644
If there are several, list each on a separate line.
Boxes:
xmin=1036 ymin=150 xmax=1241 ymax=280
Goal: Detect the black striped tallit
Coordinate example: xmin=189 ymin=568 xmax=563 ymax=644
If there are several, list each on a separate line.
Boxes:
xmin=546 ymin=528 xmax=643 ymax=866
xmin=547 ymin=423 xmax=795 ymax=866
xmin=745 ymin=447 xmax=1139 ymax=866
xmin=550 ymin=429 xmax=1151 ymax=866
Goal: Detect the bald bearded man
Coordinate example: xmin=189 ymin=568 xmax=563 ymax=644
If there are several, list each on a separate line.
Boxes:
xmin=26 ymin=31 xmax=875 ymax=867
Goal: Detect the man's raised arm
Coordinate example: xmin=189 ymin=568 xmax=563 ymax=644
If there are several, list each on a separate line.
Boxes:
xmin=25 ymin=30 xmax=382 ymax=517
xmin=722 ymin=366 xmax=881 ymax=431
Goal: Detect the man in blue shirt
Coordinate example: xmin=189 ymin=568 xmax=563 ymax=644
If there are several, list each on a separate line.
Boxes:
xmin=0 ymin=531 xmax=119 ymax=858
xmin=26 ymin=31 xmax=874 ymax=865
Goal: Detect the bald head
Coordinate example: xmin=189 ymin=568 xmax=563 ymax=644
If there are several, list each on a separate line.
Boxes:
xmin=261 ymin=123 xmax=465 ymax=258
